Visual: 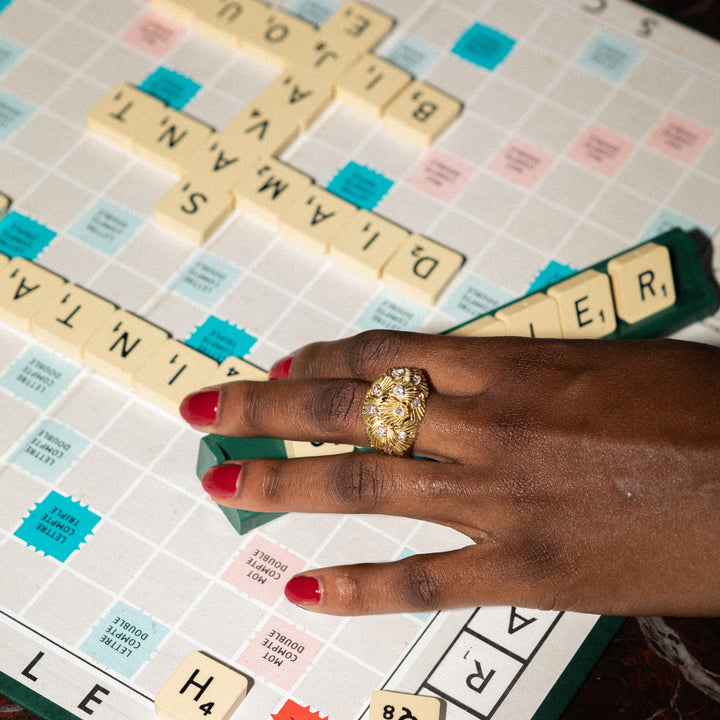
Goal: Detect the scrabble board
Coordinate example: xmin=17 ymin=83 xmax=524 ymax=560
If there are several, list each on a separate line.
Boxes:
xmin=1 ymin=1 xmax=719 ymax=720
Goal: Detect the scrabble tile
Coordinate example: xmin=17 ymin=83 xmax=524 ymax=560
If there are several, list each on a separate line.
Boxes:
xmin=211 ymin=356 xmax=267 ymax=383
xmin=297 ymin=33 xmax=364 ymax=84
xmin=180 ymin=132 xmax=252 ymax=186
xmin=328 ymin=210 xmax=409 ymax=280
xmin=278 ymin=185 xmax=358 ymax=255
xmin=84 ymin=310 xmax=170 ymax=386
xmin=155 ymin=178 xmax=234 ymax=245
xmin=241 ymin=8 xmax=316 ymax=71
xmin=0 ymin=258 xmax=67 ymax=332
xmin=382 ymin=235 xmax=465 ymax=306
xmin=0 ymin=192 xmax=11 ymax=221
xmin=369 ymin=690 xmax=441 ymax=720
xmin=285 ymin=440 xmax=355 ymax=458
xmin=155 ymin=650 xmax=248 ymax=720
xmin=133 ymin=109 xmax=215 ymax=174
xmin=0 ymin=252 xmax=9 ymax=267
xmin=31 ymin=284 xmax=117 ymax=360
xmin=607 ymin=242 xmax=676 ymax=324
xmin=192 ymin=0 xmax=268 ymax=49
xmin=150 ymin=0 xmax=204 ymax=24
xmin=547 ymin=269 xmax=617 ymax=339
xmin=87 ymin=83 xmax=166 ymax=150
xmin=256 ymin=69 xmax=334 ymax=131
xmin=321 ymin=2 xmax=396 ymax=55
xmin=133 ymin=339 xmax=219 ymax=416
xmin=223 ymin=103 xmax=299 ymax=159
xmin=449 ymin=314 xmax=507 ymax=337
xmin=336 ymin=54 xmax=412 ymax=118
xmin=233 ymin=158 xmax=313 ymax=226
xmin=384 ymin=81 xmax=462 ymax=147
xmin=495 ymin=292 xmax=563 ymax=338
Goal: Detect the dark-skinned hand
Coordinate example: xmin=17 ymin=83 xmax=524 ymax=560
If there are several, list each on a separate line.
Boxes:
xmin=179 ymin=330 xmax=720 ymax=617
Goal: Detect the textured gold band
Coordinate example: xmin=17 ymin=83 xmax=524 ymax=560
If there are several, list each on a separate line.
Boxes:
xmin=362 ymin=367 xmax=429 ymax=456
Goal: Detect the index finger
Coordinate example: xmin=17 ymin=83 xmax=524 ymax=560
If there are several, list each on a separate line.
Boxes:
xmin=271 ymin=329 xmax=514 ymax=395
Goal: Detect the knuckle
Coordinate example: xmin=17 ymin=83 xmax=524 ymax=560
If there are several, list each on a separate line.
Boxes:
xmin=231 ymin=382 xmax=266 ymax=433
xmin=346 ymin=330 xmax=405 ymax=378
xmin=328 ymin=454 xmax=386 ymax=512
xmin=306 ymin=380 xmax=365 ymax=435
xmin=400 ymin=556 xmax=444 ymax=611
xmin=259 ymin=461 xmax=286 ymax=504
xmin=335 ymin=571 xmax=374 ymax=614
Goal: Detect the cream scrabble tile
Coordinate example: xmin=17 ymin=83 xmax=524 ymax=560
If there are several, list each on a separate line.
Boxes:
xmin=547 ymin=269 xmax=617 ymax=338
xmin=192 ymin=0 xmax=268 ymax=49
xmin=278 ymin=185 xmax=358 ymax=255
xmin=0 ymin=252 xmax=9 ymax=268
xmin=87 ymin=83 xmax=166 ymax=150
xmin=321 ymin=2 xmax=396 ymax=55
xmin=223 ymin=102 xmax=299 ymax=159
xmin=180 ymin=132 xmax=252 ymax=187
xmin=241 ymin=7 xmax=316 ymax=71
xmin=328 ymin=210 xmax=409 ymax=280
xmin=285 ymin=440 xmax=355 ymax=458
xmin=133 ymin=339 xmax=219 ymax=416
xmin=369 ymin=690 xmax=441 ymax=720
xmin=607 ymin=242 xmax=676 ymax=324
xmin=233 ymin=157 xmax=313 ymax=226
xmin=297 ymin=32 xmax=364 ymax=84
xmin=0 ymin=192 xmax=10 ymax=221
xmin=212 ymin=356 xmax=267 ymax=383
xmin=31 ymin=284 xmax=117 ymax=360
xmin=256 ymin=68 xmax=334 ymax=131
xmin=448 ymin=314 xmax=507 ymax=337
xmin=133 ymin=109 xmax=215 ymax=175
xmin=155 ymin=650 xmax=248 ymax=720
xmin=150 ymin=0 xmax=204 ymax=24
xmin=155 ymin=177 xmax=234 ymax=245
xmin=336 ymin=53 xmax=412 ymax=118
xmin=0 ymin=258 xmax=67 ymax=333
xmin=382 ymin=234 xmax=465 ymax=306
xmin=495 ymin=293 xmax=563 ymax=338
xmin=384 ymin=81 xmax=463 ymax=147
xmin=83 ymin=310 xmax=170 ymax=387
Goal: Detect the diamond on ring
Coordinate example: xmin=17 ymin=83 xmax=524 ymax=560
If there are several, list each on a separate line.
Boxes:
xmin=361 ymin=367 xmax=429 ymax=456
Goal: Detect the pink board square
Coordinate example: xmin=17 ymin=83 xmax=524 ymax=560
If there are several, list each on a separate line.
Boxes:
xmin=121 ymin=9 xmax=187 ymax=58
xmin=488 ymin=138 xmax=555 ymax=189
xmin=646 ymin=113 xmax=714 ymax=164
xmin=406 ymin=149 xmax=476 ymax=201
xmin=567 ymin=125 xmax=634 ymax=177
xmin=222 ymin=534 xmax=306 ymax=606
xmin=239 ymin=616 xmax=323 ymax=690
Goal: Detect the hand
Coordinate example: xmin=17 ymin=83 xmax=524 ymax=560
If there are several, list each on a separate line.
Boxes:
xmin=180 ymin=331 xmax=720 ymax=617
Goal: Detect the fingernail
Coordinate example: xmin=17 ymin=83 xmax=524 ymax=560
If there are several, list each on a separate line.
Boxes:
xmin=202 ymin=464 xmax=241 ymax=499
xmin=269 ymin=353 xmax=294 ymax=381
xmin=285 ymin=575 xmax=321 ymax=606
xmin=179 ymin=389 xmax=219 ymax=426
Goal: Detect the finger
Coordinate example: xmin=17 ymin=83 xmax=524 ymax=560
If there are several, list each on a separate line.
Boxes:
xmin=181 ymin=379 xmax=486 ymax=461
xmin=282 ymin=546 xmax=550 ymax=615
xmin=200 ymin=454 xmax=494 ymax=531
xmin=271 ymin=330 xmax=522 ymax=395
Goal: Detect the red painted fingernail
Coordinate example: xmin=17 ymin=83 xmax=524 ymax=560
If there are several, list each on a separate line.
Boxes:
xmin=202 ymin=464 xmax=241 ymax=499
xmin=269 ymin=353 xmax=294 ymax=381
xmin=285 ymin=575 xmax=321 ymax=606
xmin=179 ymin=389 xmax=219 ymax=426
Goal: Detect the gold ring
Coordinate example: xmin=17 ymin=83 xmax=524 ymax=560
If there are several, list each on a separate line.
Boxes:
xmin=362 ymin=367 xmax=429 ymax=456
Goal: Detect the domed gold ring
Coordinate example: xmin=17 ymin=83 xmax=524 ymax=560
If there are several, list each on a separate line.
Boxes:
xmin=362 ymin=367 xmax=429 ymax=456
